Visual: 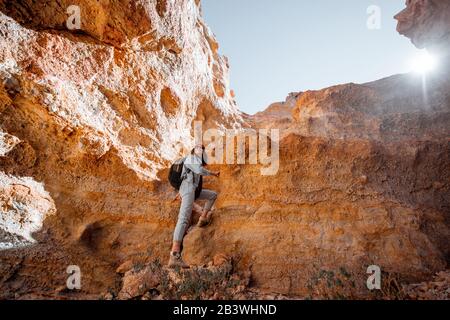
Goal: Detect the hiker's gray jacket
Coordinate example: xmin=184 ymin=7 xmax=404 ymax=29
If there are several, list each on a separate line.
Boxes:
xmin=179 ymin=154 xmax=213 ymax=196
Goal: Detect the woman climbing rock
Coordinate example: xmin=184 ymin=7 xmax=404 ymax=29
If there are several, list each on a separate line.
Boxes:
xmin=168 ymin=144 xmax=220 ymax=269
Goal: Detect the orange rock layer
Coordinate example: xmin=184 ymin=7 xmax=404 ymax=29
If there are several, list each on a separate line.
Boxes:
xmin=0 ymin=0 xmax=449 ymax=299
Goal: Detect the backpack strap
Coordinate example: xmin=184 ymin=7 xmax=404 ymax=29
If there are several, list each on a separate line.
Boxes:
xmin=180 ymin=156 xmax=190 ymax=181
xmin=182 ymin=155 xmax=200 ymax=184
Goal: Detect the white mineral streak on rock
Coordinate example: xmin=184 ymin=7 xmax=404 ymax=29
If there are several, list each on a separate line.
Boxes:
xmin=0 ymin=0 xmax=243 ymax=181
xmin=0 ymin=131 xmax=20 ymax=156
xmin=0 ymin=172 xmax=56 ymax=249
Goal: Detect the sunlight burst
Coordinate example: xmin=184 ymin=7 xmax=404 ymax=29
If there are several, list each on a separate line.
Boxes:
xmin=409 ymin=51 xmax=438 ymax=74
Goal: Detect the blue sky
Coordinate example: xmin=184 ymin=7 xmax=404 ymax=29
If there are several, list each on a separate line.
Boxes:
xmin=202 ymin=0 xmax=419 ymax=115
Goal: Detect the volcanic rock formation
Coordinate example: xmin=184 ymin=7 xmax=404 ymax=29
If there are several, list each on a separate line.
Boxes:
xmin=0 ymin=0 xmax=449 ymax=299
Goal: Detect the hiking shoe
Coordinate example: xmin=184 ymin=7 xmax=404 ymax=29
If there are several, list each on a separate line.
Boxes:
xmin=197 ymin=216 xmax=209 ymax=228
xmin=168 ymin=252 xmax=190 ymax=269
xmin=197 ymin=210 xmax=213 ymax=228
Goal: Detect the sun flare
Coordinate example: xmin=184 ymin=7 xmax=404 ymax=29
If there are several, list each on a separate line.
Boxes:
xmin=409 ymin=51 xmax=438 ymax=74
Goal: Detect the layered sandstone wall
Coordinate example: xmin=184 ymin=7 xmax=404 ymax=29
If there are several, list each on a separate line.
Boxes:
xmin=0 ymin=0 xmax=243 ymax=298
xmin=184 ymin=0 xmax=450 ymax=297
xmin=0 ymin=0 xmax=242 ymax=179
xmin=0 ymin=0 xmax=449 ymax=299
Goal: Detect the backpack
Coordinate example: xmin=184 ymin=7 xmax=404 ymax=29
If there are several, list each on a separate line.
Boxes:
xmin=168 ymin=157 xmax=186 ymax=190
xmin=168 ymin=156 xmax=203 ymax=199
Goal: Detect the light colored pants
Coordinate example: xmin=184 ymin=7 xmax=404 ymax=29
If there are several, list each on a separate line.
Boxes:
xmin=173 ymin=188 xmax=218 ymax=242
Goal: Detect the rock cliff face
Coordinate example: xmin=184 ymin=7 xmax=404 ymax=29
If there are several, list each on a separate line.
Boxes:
xmin=394 ymin=0 xmax=450 ymax=54
xmin=244 ymin=93 xmax=297 ymax=133
xmin=0 ymin=0 xmax=241 ymax=179
xmin=0 ymin=0 xmax=449 ymax=299
xmin=186 ymin=0 xmax=450 ymax=297
xmin=0 ymin=0 xmax=242 ymax=298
